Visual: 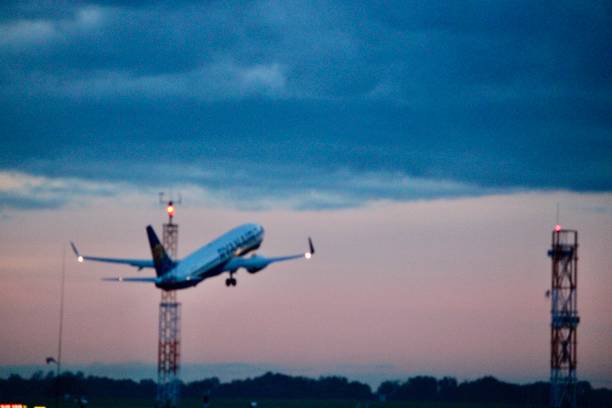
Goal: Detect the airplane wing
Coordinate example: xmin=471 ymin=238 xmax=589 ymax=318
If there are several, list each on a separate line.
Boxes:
xmin=227 ymin=237 xmax=315 ymax=272
xmin=102 ymin=277 xmax=159 ymax=283
xmin=71 ymin=242 xmax=155 ymax=270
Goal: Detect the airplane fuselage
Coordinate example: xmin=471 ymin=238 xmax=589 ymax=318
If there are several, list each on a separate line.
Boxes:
xmin=156 ymin=223 xmax=264 ymax=290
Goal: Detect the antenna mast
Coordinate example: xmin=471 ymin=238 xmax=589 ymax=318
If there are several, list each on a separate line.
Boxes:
xmin=156 ymin=192 xmax=182 ymax=408
xmin=547 ymin=225 xmax=579 ymax=408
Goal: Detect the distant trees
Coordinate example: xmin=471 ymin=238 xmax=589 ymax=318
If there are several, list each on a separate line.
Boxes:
xmin=0 ymin=370 xmax=610 ymax=407
xmin=0 ymin=371 xmax=156 ymax=399
xmin=182 ymin=377 xmax=220 ymax=397
xmin=375 ymin=375 xmax=611 ymax=407
xmin=377 ymin=375 xmax=537 ymax=403
xmin=210 ymin=372 xmax=371 ymax=399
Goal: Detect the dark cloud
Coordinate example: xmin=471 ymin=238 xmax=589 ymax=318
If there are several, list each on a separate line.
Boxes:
xmin=0 ymin=1 xmax=610 ymax=209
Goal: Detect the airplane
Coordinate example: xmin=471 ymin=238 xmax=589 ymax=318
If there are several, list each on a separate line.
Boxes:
xmin=70 ymin=223 xmax=314 ymax=291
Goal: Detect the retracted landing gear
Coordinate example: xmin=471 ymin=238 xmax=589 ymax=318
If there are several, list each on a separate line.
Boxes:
xmin=225 ymin=272 xmax=237 ymax=287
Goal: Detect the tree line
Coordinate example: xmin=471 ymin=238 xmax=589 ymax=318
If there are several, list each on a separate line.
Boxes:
xmin=1 ymin=371 xmax=610 ymax=406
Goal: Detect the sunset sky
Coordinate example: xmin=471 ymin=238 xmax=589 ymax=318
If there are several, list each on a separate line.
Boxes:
xmin=0 ymin=1 xmax=611 ymax=387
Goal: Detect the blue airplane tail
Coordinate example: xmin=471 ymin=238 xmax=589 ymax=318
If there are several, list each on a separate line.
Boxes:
xmin=146 ymin=225 xmax=174 ymax=277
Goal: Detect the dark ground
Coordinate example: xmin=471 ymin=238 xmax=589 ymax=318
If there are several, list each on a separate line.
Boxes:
xmin=12 ymin=399 xmax=545 ymax=408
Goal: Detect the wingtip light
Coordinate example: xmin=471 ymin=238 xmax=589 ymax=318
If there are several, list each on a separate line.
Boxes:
xmin=305 ymin=237 xmax=315 ymax=259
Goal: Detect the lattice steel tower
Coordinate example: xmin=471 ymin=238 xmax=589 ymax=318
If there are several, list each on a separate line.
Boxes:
xmin=547 ymin=226 xmax=579 ymax=408
xmin=157 ymin=198 xmax=181 ymax=407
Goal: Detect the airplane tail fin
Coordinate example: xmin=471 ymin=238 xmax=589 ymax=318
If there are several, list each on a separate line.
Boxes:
xmin=146 ymin=225 xmax=174 ymax=277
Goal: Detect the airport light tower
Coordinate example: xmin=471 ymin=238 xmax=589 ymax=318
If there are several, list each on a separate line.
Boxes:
xmin=157 ymin=195 xmax=181 ymax=407
xmin=547 ymin=225 xmax=579 ymax=408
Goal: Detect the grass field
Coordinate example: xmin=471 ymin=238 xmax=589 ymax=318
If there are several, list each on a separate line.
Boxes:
xmin=16 ymin=399 xmax=542 ymax=408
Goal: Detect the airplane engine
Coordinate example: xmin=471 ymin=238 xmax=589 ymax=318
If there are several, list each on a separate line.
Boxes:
xmin=244 ymin=256 xmax=270 ymax=274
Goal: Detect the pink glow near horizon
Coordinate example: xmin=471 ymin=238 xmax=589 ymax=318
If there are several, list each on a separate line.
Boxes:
xmin=0 ymin=192 xmax=610 ymax=386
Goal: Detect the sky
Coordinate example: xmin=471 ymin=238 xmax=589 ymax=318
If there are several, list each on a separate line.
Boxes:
xmin=0 ymin=0 xmax=611 ymax=387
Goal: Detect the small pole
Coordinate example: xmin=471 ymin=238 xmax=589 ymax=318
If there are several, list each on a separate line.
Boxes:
xmin=56 ymin=244 xmax=66 ymax=408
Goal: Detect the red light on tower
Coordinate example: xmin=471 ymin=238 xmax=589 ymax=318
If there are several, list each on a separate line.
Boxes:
xmin=167 ymin=201 xmax=175 ymax=218
xmin=554 ymin=224 xmax=562 ymax=232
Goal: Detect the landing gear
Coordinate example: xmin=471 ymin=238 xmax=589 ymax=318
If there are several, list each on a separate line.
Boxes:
xmin=225 ymin=273 xmax=237 ymax=287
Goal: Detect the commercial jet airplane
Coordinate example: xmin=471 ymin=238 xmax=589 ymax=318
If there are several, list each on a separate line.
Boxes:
xmin=70 ymin=223 xmax=314 ymax=291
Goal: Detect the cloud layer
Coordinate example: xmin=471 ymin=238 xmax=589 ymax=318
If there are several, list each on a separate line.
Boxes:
xmin=1 ymin=1 xmax=611 ymax=209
